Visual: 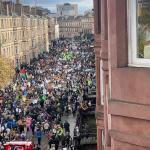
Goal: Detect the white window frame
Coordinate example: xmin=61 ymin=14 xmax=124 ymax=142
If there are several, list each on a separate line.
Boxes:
xmin=128 ymin=0 xmax=150 ymax=67
xmin=100 ymin=59 xmax=104 ymax=105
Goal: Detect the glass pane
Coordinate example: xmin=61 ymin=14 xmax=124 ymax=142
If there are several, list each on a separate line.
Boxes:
xmin=137 ymin=0 xmax=150 ymax=58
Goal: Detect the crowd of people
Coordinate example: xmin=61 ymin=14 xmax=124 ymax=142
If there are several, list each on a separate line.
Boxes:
xmin=0 ymin=38 xmax=95 ymax=150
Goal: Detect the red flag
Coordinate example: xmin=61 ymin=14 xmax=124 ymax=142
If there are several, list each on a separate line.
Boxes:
xmin=42 ymin=60 xmax=45 ymax=66
xmin=64 ymin=47 xmax=66 ymax=51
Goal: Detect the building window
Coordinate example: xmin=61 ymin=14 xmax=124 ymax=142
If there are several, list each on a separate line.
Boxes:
xmin=32 ymin=41 xmax=34 ymax=48
xmin=22 ymin=20 xmax=24 ymax=26
xmin=38 ymin=20 xmax=39 ymax=26
xmin=16 ymin=59 xmax=18 ymax=68
xmin=24 ymin=43 xmax=25 ymax=51
xmin=128 ymin=0 xmax=150 ymax=67
xmin=33 ymin=52 xmax=35 ymax=58
xmin=15 ymin=46 xmax=17 ymax=54
xmin=24 ymin=55 xmax=26 ymax=62
xmin=23 ymin=31 xmax=24 ymax=38
xmin=14 ymin=32 xmax=17 ymax=41
xmin=31 ymin=20 xmax=32 ymax=26
xmin=14 ymin=19 xmax=16 ymax=27
xmin=39 ymin=49 xmax=41 ymax=53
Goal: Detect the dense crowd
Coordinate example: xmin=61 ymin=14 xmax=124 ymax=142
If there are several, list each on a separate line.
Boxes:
xmin=0 ymin=38 xmax=95 ymax=150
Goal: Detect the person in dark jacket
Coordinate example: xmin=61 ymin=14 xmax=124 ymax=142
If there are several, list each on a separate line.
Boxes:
xmin=30 ymin=119 xmax=36 ymax=135
xmin=48 ymin=138 xmax=53 ymax=149
xmin=65 ymin=132 xmax=70 ymax=148
xmin=61 ymin=134 xmax=66 ymax=148
xmin=35 ymin=144 xmax=40 ymax=150
xmin=54 ymin=136 xmax=59 ymax=150
xmin=65 ymin=121 xmax=70 ymax=133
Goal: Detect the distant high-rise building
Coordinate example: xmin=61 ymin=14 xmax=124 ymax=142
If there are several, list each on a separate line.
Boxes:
xmin=57 ymin=3 xmax=78 ymax=16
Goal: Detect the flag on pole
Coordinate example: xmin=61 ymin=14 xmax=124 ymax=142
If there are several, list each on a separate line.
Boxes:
xmin=19 ymin=76 xmax=24 ymax=84
xmin=22 ymin=96 xmax=26 ymax=102
xmin=21 ymin=67 xmax=26 ymax=78
xmin=42 ymin=60 xmax=45 ymax=66
xmin=42 ymin=95 xmax=46 ymax=101
xmin=64 ymin=47 xmax=68 ymax=52
xmin=26 ymin=73 xmax=30 ymax=83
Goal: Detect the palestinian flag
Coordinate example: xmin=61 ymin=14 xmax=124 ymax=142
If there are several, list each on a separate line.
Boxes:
xmin=21 ymin=67 xmax=26 ymax=78
xmin=64 ymin=47 xmax=68 ymax=52
xmin=26 ymin=74 xmax=30 ymax=83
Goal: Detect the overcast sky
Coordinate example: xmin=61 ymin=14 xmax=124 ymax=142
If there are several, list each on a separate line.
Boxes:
xmin=12 ymin=0 xmax=93 ymax=14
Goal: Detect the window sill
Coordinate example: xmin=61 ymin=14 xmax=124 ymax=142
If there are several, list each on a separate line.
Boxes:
xmin=128 ymin=64 xmax=150 ymax=68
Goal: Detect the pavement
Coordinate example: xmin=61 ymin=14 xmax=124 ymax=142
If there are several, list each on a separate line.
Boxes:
xmin=26 ymin=112 xmax=76 ymax=150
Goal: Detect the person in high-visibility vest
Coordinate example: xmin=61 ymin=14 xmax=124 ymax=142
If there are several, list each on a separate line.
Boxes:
xmin=58 ymin=127 xmax=63 ymax=139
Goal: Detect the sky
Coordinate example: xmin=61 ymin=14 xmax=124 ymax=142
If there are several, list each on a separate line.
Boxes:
xmin=11 ymin=0 xmax=93 ymax=14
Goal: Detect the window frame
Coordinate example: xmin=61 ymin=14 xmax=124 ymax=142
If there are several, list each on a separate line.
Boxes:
xmin=128 ymin=0 xmax=150 ymax=67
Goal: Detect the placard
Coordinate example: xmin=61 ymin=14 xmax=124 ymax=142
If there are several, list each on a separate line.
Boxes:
xmin=17 ymin=120 xmax=22 ymax=125
xmin=48 ymin=94 xmax=52 ymax=97
xmin=16 ymin=108 xmax=19 ymax=112
xmin=38 ymin=104 xmax=41 ymax=109
xmin=57 ymin=92 xmax=61 ymax=96
xmin=28 ymin=90 xmax=33 ymax=94
xmin=32 ymin=100 xmax=37 ymax=104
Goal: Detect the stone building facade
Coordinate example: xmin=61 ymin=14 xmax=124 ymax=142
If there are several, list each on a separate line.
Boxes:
xmin=94 ymin=0 xmax=150 ymax=150
xmin=81 ymin=11 xmax=94 ymax=35
xmin=57 ymin=12 xmax=94 ymax=39
xmin=0 ymin=0 xmax=49 ymax=68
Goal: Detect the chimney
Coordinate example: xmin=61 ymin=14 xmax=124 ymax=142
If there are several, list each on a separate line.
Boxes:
xmin=31 ymin=7 xmax=36 ymax=15
xmin=0 ymin=1 xmax=3 ymax=14
xmin=6 ymin=4 xmax=9 ymax=16
xmin=16 ymin=0 xmax=20 ymax=4
xmin=23 ymin=6 xmax=30 ymax=14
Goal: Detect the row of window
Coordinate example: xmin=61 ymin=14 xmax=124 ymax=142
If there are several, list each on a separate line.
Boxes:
xmin=1 ymin=28 xmax=46 ymax=43
xmin=60 ymin=28 xmax=82 ymax=32
xmin=2 ymin=38 xmax=46 ymax=57
xmin=81 ymin=18 xmax=93 ymax=23
xmin=0 ymin=18 xmax=47 ymax=29
xmin=59 ymin=21 xmax=81 ymax=27
xmin=82 ymin=24 xmax=92 ymax=29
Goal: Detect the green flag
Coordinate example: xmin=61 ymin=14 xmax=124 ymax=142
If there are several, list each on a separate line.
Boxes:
xmin=42 ymin=95 xmax=46 ymax=101
xmin=16 ymin=93 xmax=19 ymax=100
